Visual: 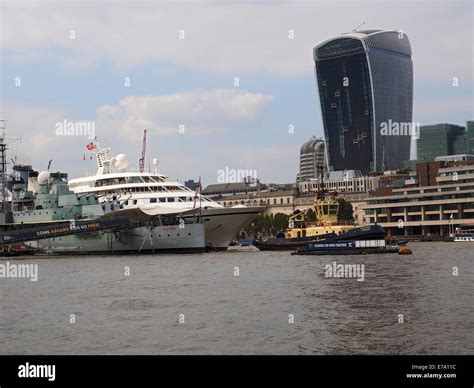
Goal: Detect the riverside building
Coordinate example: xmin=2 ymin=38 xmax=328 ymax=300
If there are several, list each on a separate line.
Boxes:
xmin=360 ymin=161 xmax=474 ymax=236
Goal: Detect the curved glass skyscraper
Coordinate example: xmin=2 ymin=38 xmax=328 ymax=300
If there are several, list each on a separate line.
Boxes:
xmin=314 ymin=30 xmax=413 ymax=173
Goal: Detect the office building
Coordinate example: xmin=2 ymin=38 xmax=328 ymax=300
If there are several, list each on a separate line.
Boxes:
xmin=298 ymin=136 xmax=326 ymax=182
xmin=314 ymin=29 xmax=413 ymax=173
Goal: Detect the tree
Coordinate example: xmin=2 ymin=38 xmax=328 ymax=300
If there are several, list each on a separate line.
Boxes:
xmin=306 ymin=208 xmax=317 ymax=222
xmin=243 ymin=213 xmax=289 ymax=238
xmin=337 ymin=198 xmax=354 ymax=222
xmin=273 ymin=213 xmax=289 ymax=231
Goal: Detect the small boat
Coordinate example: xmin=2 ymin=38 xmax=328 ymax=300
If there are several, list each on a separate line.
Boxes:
xmin=454 ymin=226 xmax=474 ymax=242
xmin=227 ymin=244 xmax=260 ymax=252
xmin=391 ymin=239 xmax=409 ymax=246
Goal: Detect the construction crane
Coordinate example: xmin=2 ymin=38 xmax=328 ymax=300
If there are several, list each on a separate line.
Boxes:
xmin=138 ymin=129 xmax=147 ymax=173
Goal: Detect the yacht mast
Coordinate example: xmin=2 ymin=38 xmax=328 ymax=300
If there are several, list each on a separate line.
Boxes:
xmin=139 ymin=129 xmax=147 ymax=173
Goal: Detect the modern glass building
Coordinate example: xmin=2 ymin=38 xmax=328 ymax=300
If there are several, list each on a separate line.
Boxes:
xmin=417 ymin=122 xmax=474 ymax=162
xmin=313 ymin=30 xmax=413 ymax=173
xmin=467 ymin=120 xmax=474 ymax=153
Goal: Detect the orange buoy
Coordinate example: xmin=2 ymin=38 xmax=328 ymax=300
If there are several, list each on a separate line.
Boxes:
xmin=398 ymin=247 xmax=412 ymax=255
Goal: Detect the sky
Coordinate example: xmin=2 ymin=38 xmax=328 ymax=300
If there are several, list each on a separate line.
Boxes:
xmin=0 ymin=0 xmax=472 ymax=185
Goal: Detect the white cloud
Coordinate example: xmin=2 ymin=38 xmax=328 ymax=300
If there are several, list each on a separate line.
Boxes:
xmin=1 ymin=1 xmax=472 ymax=81
xmin=0 ymin=104 xmax=65 ymax=165
xmin=0 ymin=89 xmax=273 ymax=180
xmin=414 ymin=95 xmax=473 ymax=118
xmin=214 ymin=144 xmax=300 ymax=183
xmin=96 ymin=89 xmax=273 ymax=137
xmin=0 ymin=103 xmax=100 ymax=176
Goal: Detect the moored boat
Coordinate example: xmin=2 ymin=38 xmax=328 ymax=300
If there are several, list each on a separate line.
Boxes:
xmin=454 ymin=226 xmax=474 ymax=241
xmin=68 ymin=138 xmax=263 ymax=251
xmin=2 ymin=164 xmax=206 ymax=254
xmin=255 ymin=187 xmax=386 ymax=251
xmin=291 ymin=239 xmax=399 ymax=255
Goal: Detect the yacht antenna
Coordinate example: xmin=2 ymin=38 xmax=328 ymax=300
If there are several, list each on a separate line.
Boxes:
xmin=353 ymin=21 xmax=366 ymax=32
xmin=139 ymin=129 xmax=147 ymax=173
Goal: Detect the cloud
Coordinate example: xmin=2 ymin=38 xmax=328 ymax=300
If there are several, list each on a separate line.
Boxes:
xmin=1 ymin=1 xmax=472 ymax=81
xmin=0 ymin=103 xmax=99 ymax=176
xmin=413 ymin=95 xmax=473 ymax=124
xmin=214 ymin=144 xmax=300 ymax=183
xmin=0 ymin=103 xmax=65 ymax=165
xmin=96 ymin=89 xmax=273 ymax=137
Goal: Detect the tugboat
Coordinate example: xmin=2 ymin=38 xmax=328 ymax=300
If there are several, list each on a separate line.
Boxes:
xmin=255 ymin=171 xmax=386 ymax=251
xmin=255 ymin=195 xmax=386 ymax=251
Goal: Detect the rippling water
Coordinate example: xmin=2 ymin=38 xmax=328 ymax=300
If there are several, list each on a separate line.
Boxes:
xmin=0 ymin=242 xmax=473 ymax=354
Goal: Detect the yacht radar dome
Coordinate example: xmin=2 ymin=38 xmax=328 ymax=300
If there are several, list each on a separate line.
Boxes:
xmin=114 ymin=154 xmax=130 ymax=170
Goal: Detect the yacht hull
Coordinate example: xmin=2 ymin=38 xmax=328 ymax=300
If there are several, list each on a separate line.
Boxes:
xmin=185 ymin=206 xmax=264 ymax=251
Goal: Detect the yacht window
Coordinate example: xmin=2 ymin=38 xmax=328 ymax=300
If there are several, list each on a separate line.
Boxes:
xmin=133 ymin=200 xmax=137 ymax=205
xmin=150 ymin=198 xmax=157 ymax=203
xmin=159 ymin=198 xmax=166 ymax=203
xmin=168 ymin=197 xmax=175 ymax=202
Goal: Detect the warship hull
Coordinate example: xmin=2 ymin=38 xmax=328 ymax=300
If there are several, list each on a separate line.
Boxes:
xmin=25 ymin=223 xmax=206 ymax=254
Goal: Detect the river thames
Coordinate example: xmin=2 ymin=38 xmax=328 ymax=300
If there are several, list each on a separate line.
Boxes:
xmin=0 ymin=242 xmax=472 ymax=354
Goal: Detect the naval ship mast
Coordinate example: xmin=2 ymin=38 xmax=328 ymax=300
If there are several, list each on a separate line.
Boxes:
xmin=0 ymin=120 xmax=21 ymax=227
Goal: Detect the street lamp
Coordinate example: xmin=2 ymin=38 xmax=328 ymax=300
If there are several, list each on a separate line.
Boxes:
xmin=449 ymin=214 xmax=454 ymax=237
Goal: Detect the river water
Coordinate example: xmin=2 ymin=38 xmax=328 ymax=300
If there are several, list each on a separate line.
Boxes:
xmin=0 ymin=242 xmax=472 ymax=354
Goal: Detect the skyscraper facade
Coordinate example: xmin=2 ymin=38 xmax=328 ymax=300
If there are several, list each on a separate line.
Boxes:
xmin=313 ymin=30 xmax=413 ymax=173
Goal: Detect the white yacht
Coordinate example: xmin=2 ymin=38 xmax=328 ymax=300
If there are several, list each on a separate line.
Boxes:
xmin=68 ymin=141 xmax=263 ymax=250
